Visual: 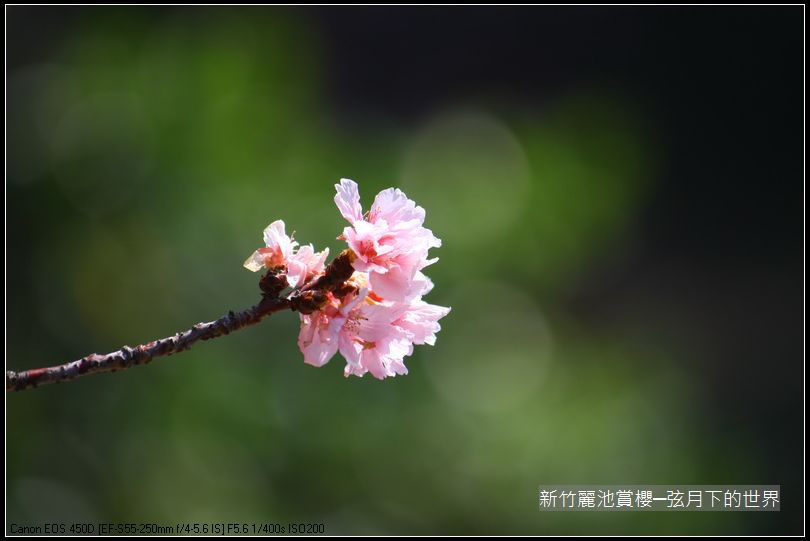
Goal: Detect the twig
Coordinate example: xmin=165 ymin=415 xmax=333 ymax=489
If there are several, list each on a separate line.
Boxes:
xmin=6 ymin=295 xmax=289 ymax=392
xmin=6 ymin=250 xmax=357 ymax=392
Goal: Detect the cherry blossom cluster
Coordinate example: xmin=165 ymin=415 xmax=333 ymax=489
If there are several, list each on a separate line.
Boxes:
xmin=244 ymin=179 xmax=450 ymax=379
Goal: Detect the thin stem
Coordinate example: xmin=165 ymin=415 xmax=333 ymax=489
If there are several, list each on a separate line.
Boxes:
xmin=6 ymin=249 xmax=357 ymax=393
xmin=6 ymin=296 xmax=289 ymax=392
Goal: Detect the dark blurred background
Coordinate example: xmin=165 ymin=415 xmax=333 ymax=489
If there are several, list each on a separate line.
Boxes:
xmin=6 ymin=6 xmax=803 ymax=535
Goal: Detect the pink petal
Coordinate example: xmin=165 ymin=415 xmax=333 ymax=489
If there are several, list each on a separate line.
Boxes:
xmin=344 ymin=362 xmax=367 ymax=378
xmin=369 ymin=188 xmax=425 ymax=226
xmin=368 ymin=266 xmax=423 ymax=302
xmin=334 ymin=178 xmax=364 ymax=224
xmin=287 ymin=245 xmax=329 ymax=288
xmin=361 ymin=348 xmax=388 ymax=380
xmin=338 ymin=332 xmax=363 ymax=366
xmin=262 ymin=220 xmax=296 ymax=260
xmin=298 ymin=313 xmax=340 ymax=367
xmin=395 ymin=301 xmax=451 ymax=346
xmin=286 ymin=259 xmax=308 ymax=288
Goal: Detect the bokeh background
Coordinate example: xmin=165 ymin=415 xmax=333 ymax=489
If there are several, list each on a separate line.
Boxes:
xmin=6 ymin=6 xmax=803 ymax=535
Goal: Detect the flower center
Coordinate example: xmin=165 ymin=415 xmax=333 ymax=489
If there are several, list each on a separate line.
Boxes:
xmin=358 ymin=239 xmax=377 ymax=258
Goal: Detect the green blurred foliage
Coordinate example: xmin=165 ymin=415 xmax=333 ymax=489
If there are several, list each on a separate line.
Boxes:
xmin=6 ymin=9 xmax=790 ymax=535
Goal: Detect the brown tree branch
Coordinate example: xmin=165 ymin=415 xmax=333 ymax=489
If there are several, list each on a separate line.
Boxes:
xmin=6 ymin=294 xmax=289 ymax=392
xmin=6 ymin=250 xmax=357 ymax=393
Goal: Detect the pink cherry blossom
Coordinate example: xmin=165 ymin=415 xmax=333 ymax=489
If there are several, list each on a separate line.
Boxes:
xmin=337 ymin=299 xmax=413 ymax=379
xmin=285 ymin=244 xmax=329 ymax=288
xmin=334 ymin=179 xmax=441 ymax=302
xmin=298 ymin=287 xmax=365 ymax=368
xmin=243 ymin=220 xmax=295 ymax=271
xmin=297 ymin=272 xmax=451 ymax=380
xmin=250 ymin=180 xmax=449 ymax=380
xmin=243 ymin=219 xmax=329 ymax=288
xmin=340 ymin=295 xmax=450 ymax=379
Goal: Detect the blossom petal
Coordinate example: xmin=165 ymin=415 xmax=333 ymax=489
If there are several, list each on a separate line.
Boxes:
xmin=395 ymin=300 xmax=451 ymax=346
xmin=335 ymin=178 xmax=364 ymax=224
xmin=287 ymin=245 xmax=329 ymax=288
xmin=368 ymin=266 xmax=424 ymax=302
xmin=243 ymin=249 xmax=267 ymax=272
xmin=344 ymin=362 xmax=367 ymax=378
xmin=361 ymin=348 xmax=388 ymax=380
xmin=298 ymin=313 xmax=339 ymax=367
xmin=338 ymin=332 xmax=363 ymax=367
xmin=261 ymin=219 xmax=297 ymax=266
xmin=370 ymin=188 xmax=425 ymax=226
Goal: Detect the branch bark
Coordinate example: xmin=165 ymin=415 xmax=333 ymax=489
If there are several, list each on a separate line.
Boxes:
xmin=6 ymin=250 xmax=356 ymax=392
